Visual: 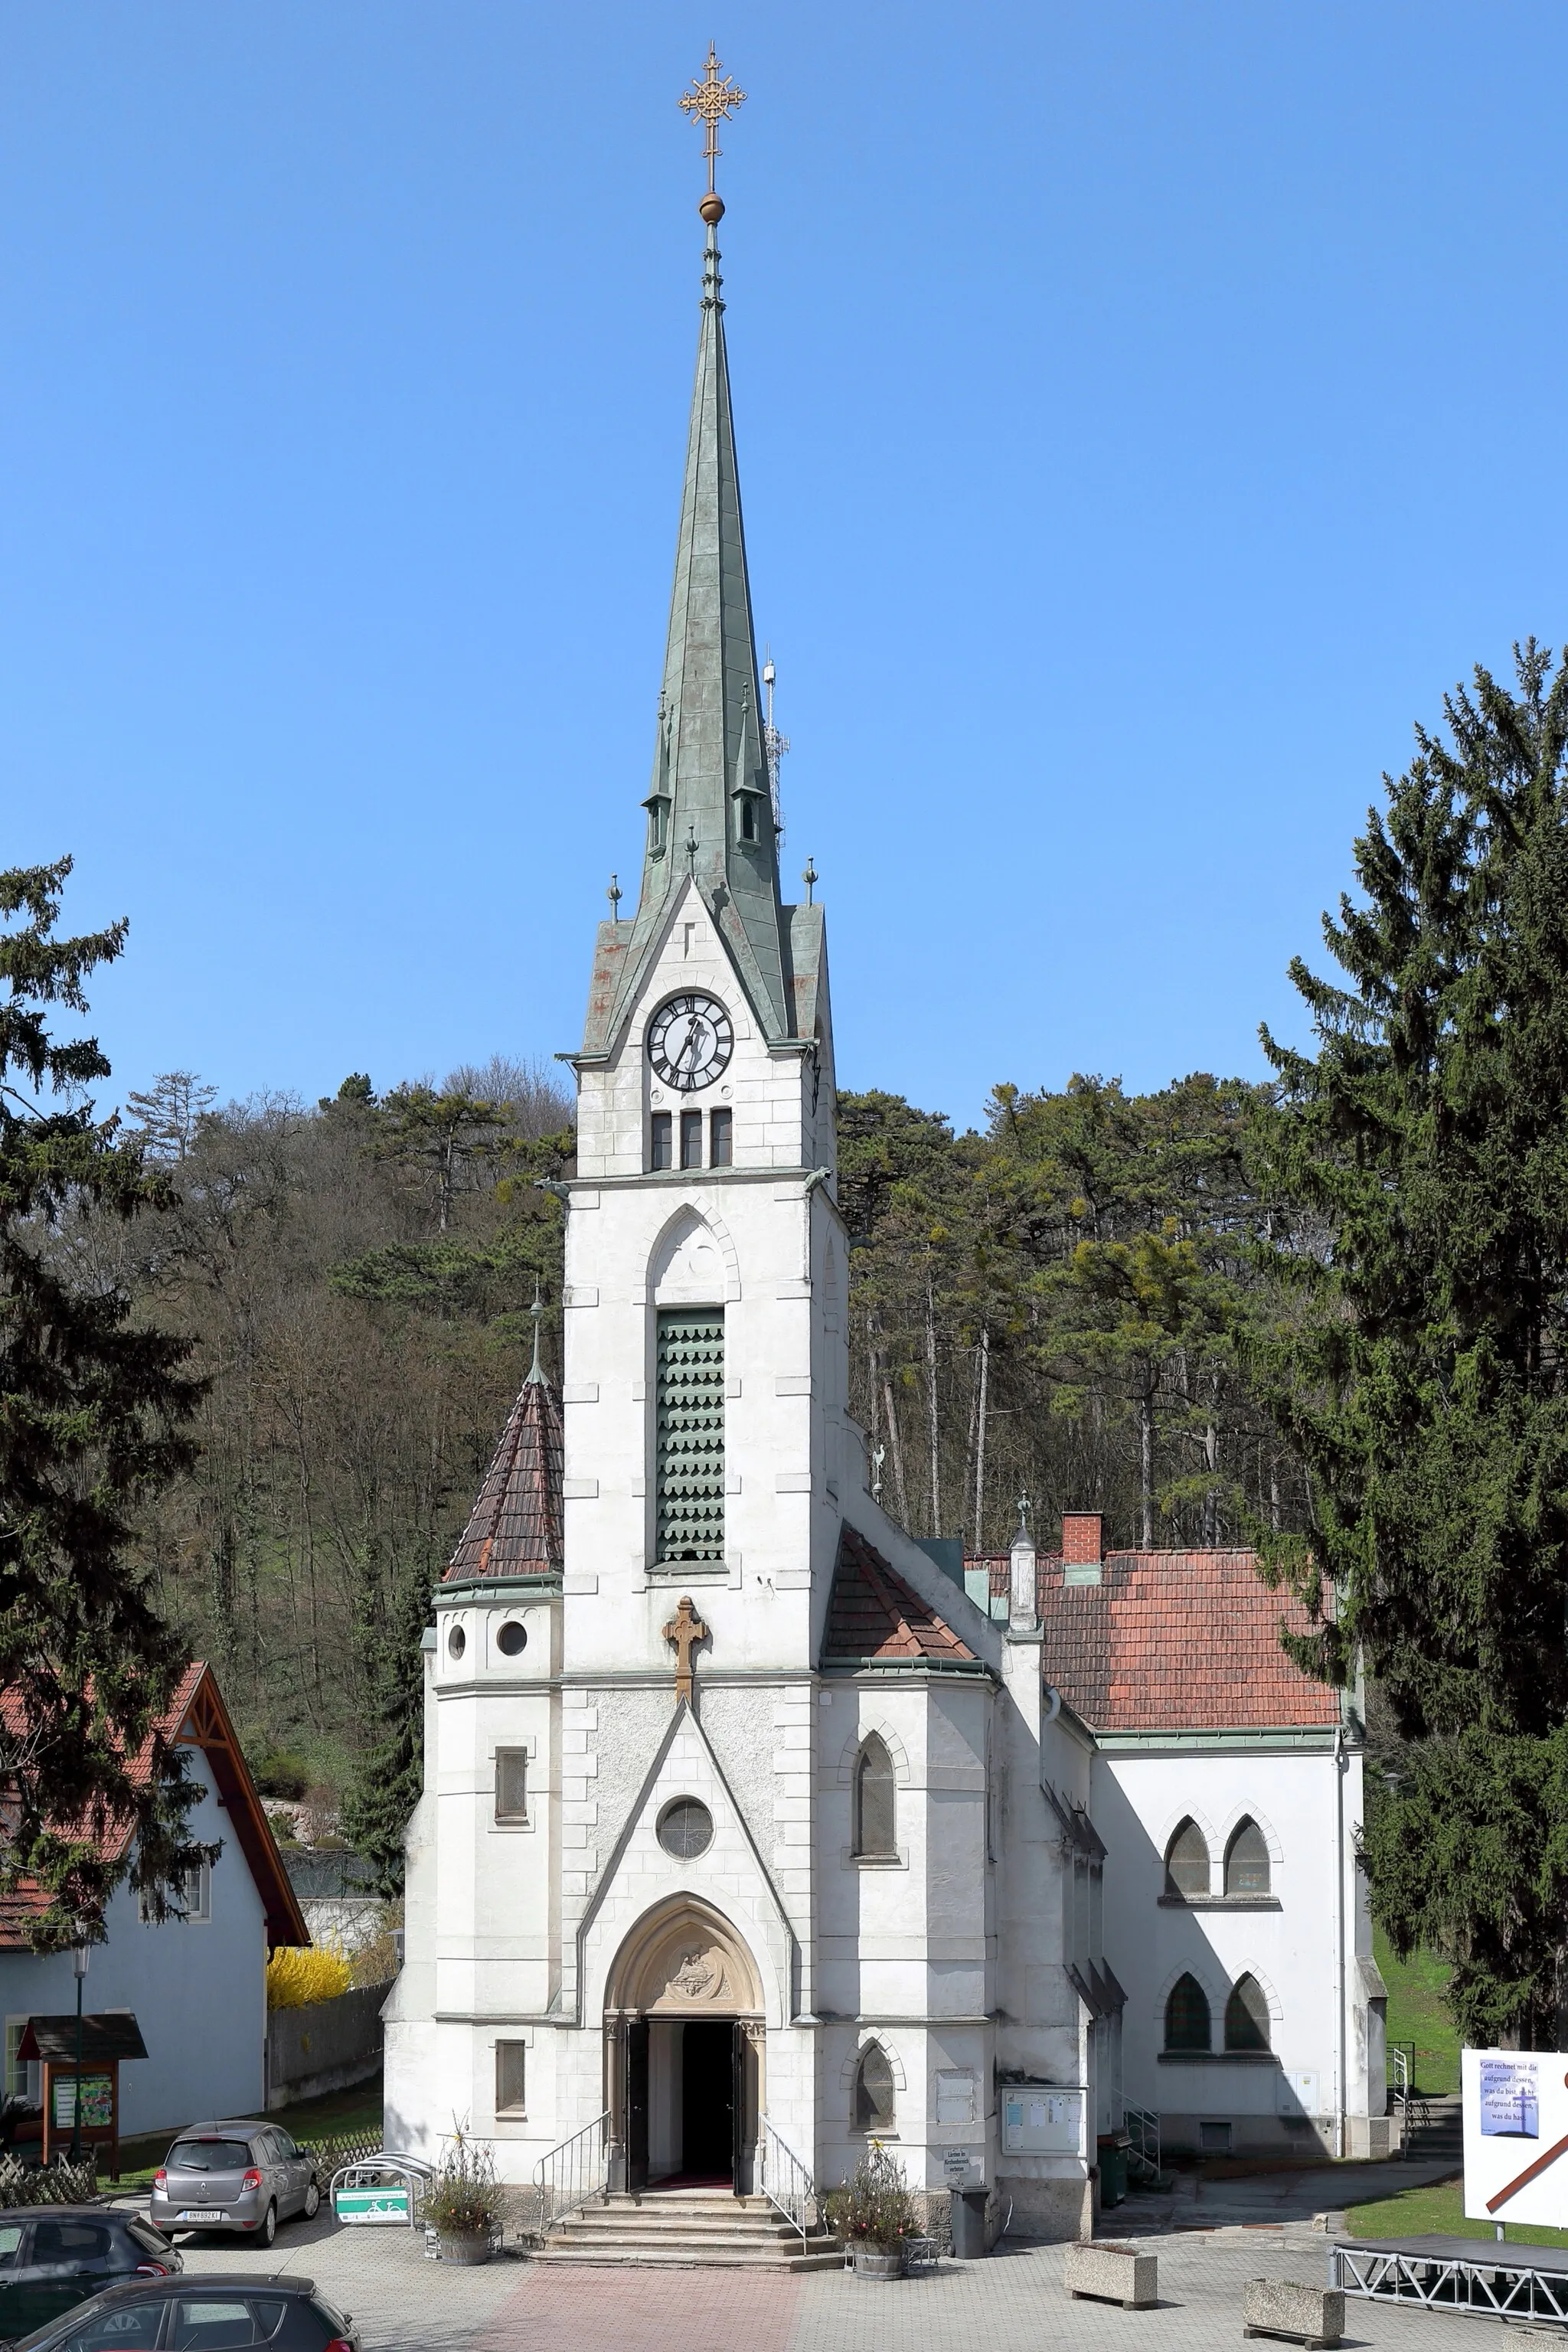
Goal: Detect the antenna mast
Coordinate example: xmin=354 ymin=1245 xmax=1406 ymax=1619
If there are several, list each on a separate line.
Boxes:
xmin=762 ymin=651 xmax=789 ymax=841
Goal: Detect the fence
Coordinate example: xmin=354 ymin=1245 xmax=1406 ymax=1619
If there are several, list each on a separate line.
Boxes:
xmin=0 ymin=2156 xmax=99 ymax=2207
xmin=267 ymin=1983 xmax=389 ymax=2109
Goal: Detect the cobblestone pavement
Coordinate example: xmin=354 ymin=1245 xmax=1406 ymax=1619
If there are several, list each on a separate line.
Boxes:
xmin=163 ymin=2215 xmax=1469 ymax=2352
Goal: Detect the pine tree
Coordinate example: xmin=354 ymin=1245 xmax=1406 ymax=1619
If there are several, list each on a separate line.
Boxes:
xmin=1252 ymin=642 xmax=1568 ymax=2040
xmin=0 ymin=859 xmax=208 ymax=1946
xmin=341 ymin=1558 xmax=431 ymax=1897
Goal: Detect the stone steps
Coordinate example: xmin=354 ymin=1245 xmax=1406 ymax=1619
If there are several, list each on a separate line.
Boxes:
xmin=534 ymin=2190 xmax=844 ymax=2272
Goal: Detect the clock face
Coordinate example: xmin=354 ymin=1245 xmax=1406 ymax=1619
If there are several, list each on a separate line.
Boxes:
xmin=648 ymin=993 xmax=733 ymax=1093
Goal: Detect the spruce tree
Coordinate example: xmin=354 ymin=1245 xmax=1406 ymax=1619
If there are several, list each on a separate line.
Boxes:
xmin=1252 ymin=642 xmax=1568 ymax=2040
xmin=0 ymin=858 xmax=208 ymax=1946
xmin=341 ymin=1558 xmax=431 ymax=1897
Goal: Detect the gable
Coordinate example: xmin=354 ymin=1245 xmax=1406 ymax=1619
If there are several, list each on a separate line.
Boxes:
xmin=821 ymin=1524 xmax=978 ymax=1669
xmin=0 ymin=1663 xmax=307 ymax=1952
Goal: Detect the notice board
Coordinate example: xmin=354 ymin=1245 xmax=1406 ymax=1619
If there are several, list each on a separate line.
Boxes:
xmin=1463 ymin=2049 xmax=1568 ymax=2227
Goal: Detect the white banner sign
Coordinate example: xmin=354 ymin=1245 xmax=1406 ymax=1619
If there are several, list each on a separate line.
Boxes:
xmin=1462 ymin=2049 xmax=1568 ymax=2227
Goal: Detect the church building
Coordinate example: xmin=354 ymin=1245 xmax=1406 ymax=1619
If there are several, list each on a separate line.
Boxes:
xmin=383 ymin=102 xmax=1390 ymax=2246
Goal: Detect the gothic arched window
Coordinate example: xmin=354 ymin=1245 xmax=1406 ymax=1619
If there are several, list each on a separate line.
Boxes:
xmin=852 ymin=2043 xmax=896 ymax=2133
xmin=1225 ymin=1973 xmax=1272 ymax=2052
xmin=1164 ymin=1973 xmax=1211 ymax=2053
xmin=1165 ymin=1818 xmax=1210 ymax=1900
xmin=1224 ymin=1818 xmax=1271 ymax=1897
xmin=853 ymin=1736 xmax=897 ymax=1860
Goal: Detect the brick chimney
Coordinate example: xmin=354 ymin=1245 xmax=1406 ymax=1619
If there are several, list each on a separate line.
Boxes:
xmin=1061 ymin=1511 xmax=1102 ymax=1587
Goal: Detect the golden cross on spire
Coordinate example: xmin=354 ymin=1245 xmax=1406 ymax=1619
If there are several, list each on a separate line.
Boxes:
xmin=679 ymin=44 xmax=746 ymax=197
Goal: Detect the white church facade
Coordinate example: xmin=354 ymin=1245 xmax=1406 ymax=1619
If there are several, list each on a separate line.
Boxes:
xmin=382 ymin=172 xmax=1390 ymax=2242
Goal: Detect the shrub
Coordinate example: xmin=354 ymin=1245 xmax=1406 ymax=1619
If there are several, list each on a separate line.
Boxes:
xmin=822 ymin=2142 xmax=920 ymax=2250
xmin=266 ymin=1942 xmax=352 ymax=2009
xmin=252 ymin=1753 xmax=310 ymax=1801
xmin=426 ymin=2125 xmax=502 ymax=2239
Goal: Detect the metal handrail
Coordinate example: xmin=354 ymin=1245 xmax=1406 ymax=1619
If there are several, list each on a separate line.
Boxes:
xmin=534 ymin=2109 xmax=609 ymax=2236
xmin=1125 ymin=2103 xmax=1161 ymax=2186
xmin=759 ymin=2113 xmax=815 ymax=2252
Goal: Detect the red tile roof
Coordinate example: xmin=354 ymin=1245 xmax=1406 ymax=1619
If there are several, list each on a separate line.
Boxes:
xmin=965 ymin=1547 xmax=1338 ymax=1731
xmin=446 ymin=1369 xmax=564 ymax=1582
xmin=822 ymin=1524 xmax=977 ymax=1667
xmin=0 ymin=1662 xmax=307 ymax=1950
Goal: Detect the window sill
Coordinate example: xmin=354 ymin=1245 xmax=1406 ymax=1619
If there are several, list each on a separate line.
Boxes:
xmin=1157 ymin=2050 xmax=1280 ymax=2066
xmin=1158 ymin=1895 xmax=1281 ymax=1910
xmin=841 ymin=1849 xmax=909 ymax=1872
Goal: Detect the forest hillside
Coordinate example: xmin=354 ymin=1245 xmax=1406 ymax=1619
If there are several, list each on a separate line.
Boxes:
xmin=96 ymin=1057 xmax=1309 ymax=1815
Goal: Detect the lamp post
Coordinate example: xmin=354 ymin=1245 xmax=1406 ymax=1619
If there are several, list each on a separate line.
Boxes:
xmin=68 ymin=1942 xmax=88 ymax=2166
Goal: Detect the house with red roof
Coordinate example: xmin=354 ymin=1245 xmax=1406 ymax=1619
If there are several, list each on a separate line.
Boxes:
xmin=0 ymin=1663 xmax=307 ymax=2145
xmin=964 ymin=1513 xmax=1388 ymax=2162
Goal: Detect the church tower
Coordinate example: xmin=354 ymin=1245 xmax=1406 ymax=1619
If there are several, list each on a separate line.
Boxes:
xmin=384 ymin=57 xmax=1102 ymax=2246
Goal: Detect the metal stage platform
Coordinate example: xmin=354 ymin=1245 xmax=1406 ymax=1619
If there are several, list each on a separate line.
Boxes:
xmin=1333 ymin=2235 xmax=1568 ymax=2327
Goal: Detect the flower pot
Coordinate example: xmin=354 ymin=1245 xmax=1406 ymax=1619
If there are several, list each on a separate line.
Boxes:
xmin=438 ymin=2230 xmax=494 ymax=2265
xmin=852 ymin=2246 xmax=905 ymax=2281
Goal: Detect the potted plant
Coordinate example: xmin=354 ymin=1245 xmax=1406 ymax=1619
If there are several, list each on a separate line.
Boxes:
xmin=824 ymin=2142 xmax=920 ymax=2279
xmin=427 ymin=2125 xmax=503 ymax=2263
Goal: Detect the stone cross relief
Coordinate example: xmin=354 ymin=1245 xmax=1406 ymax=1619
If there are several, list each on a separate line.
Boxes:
xmin=663 ymin=1593 xmax=710 ymax=1710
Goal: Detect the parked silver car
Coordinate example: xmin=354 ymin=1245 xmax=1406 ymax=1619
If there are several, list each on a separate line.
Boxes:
xmin=149 ymin=2122 xmax=322 ymax=2247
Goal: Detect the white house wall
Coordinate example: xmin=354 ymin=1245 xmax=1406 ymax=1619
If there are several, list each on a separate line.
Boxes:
xmin=1094 ymin=1741 xmax=1384 ymax=2158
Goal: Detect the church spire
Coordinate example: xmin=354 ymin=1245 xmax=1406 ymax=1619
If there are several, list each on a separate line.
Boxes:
xmin=605 ymin=54 xmax=793 ymax=1047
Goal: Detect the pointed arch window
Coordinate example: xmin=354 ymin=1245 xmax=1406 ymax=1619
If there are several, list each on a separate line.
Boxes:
xmin=1164 ymin=1973 xmax=1211 ymax=2053
xmin=1165 ymin=1818 xmax=1210 ymax=1900
xmin=1225 ymin=1974 xmax=1272 ymax=2052
xmin=852 ymin=2043 xmax=896 ymax=2133
xmin=1224 ymin=1818 xmax=1271 ymax=1898
xmin=853 ymin=1735 xmax=897 ymax=1860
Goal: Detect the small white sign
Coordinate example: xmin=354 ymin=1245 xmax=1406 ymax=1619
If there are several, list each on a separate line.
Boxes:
xmin=942 ymin=2147 xmax=975 ymax=2184
xmin=1463 ymin=2050 xmax=1568 ymax=2227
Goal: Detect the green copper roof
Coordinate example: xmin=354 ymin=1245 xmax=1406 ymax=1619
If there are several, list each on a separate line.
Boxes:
xmin=596 ymin=221 xmax=793 ymax=1050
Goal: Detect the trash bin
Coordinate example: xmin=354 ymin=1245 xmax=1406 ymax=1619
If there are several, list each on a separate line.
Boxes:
xmin=949 ymin=2188 xmax=988 ymax=2257
xmin=1097 ymin=2134 xmax=1129 ymax=2207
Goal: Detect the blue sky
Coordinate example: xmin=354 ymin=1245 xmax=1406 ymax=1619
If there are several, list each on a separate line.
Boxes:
xmin=4 ymin=2 xmax=1566 ymax=1131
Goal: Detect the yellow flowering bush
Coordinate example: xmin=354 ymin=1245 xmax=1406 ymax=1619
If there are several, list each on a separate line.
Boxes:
xmin=266 ymin=1942 xmax=352 ymax=2010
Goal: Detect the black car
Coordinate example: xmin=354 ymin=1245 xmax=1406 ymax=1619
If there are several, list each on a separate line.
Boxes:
xmin=0 ymin=2211 xmax=181 ymax=2343
xmin=9 ymin=2273 xmax=357 ymax=2352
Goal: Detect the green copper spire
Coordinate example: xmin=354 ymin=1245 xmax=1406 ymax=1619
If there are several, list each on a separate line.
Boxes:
xmin=606 ymin=210 xmax=792 ymax=1044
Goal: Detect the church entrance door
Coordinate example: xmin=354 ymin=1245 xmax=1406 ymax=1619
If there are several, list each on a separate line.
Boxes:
xmin=626 ymin=2017 xmax=650 ymax=2195
xmin=679 ymin=2020 xmax=735 ymax=2180
xmin=604 ymin=1898 xmax=766 ymax=2199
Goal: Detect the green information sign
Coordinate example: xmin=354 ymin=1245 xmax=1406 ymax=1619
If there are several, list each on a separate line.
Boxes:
xmin=333 ymin=2185 xmax=410 ymax=2225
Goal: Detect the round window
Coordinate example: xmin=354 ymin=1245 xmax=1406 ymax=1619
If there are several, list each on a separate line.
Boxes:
xmin=496 ymin=1620 xmax=528 ymax=1658
xmin=657 ymin=1798 xmax=714 ymax=1860
xmin=447 ymin=1624 xmax=466 ymax=1660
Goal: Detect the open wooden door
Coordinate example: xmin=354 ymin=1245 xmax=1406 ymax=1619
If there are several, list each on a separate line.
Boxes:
xmin=627 ymin=2018 xmax=650 ymax=2195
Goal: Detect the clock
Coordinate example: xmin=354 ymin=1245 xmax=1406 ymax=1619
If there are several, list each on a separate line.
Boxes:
xmin=648 ymin=993 xmax=733 ymax=1093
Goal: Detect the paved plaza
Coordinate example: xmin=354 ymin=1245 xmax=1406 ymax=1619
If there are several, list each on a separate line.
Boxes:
xmin=160 ymin=2202 xmax=1475 ymax=2352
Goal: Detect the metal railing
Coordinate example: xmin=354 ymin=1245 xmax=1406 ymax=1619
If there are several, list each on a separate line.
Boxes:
xmin=534 ymin=2109 xmax=609 ymax=2236
xmin=1124 ymin=2104 xmax=1161 ymax=2187
xmin=759 ymin=2114 xmax=815 ymax=2252
xmin=1386 ymin=2043 xmax=1429 ymax=2148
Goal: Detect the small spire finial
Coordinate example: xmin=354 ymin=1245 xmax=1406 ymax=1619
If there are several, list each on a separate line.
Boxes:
xmin=607 ymin=871 xmax=622 ymax=923
xmin=802 ymin=855 xmax=817 ymax=906
xmin=680 ymin=44 xmax=746 ymax=220
xmin=686 ymin=823 xmax=699 ymax=872
xmin=526 ymin=1282 xmax=545 ymax=1385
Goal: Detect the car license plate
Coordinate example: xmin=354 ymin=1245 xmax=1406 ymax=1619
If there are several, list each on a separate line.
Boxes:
xmin=179 ymin=2210 xmax=225 ymax=2222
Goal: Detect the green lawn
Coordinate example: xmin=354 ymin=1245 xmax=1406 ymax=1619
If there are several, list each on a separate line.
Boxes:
xmin=1376 ymin=1926 xmax=1461 ymax=2097
xmin=1344 ymin=2174 xmax=1568 ymax=2251
xmin=109 ymin=2075 xmax=384 ymax=2190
